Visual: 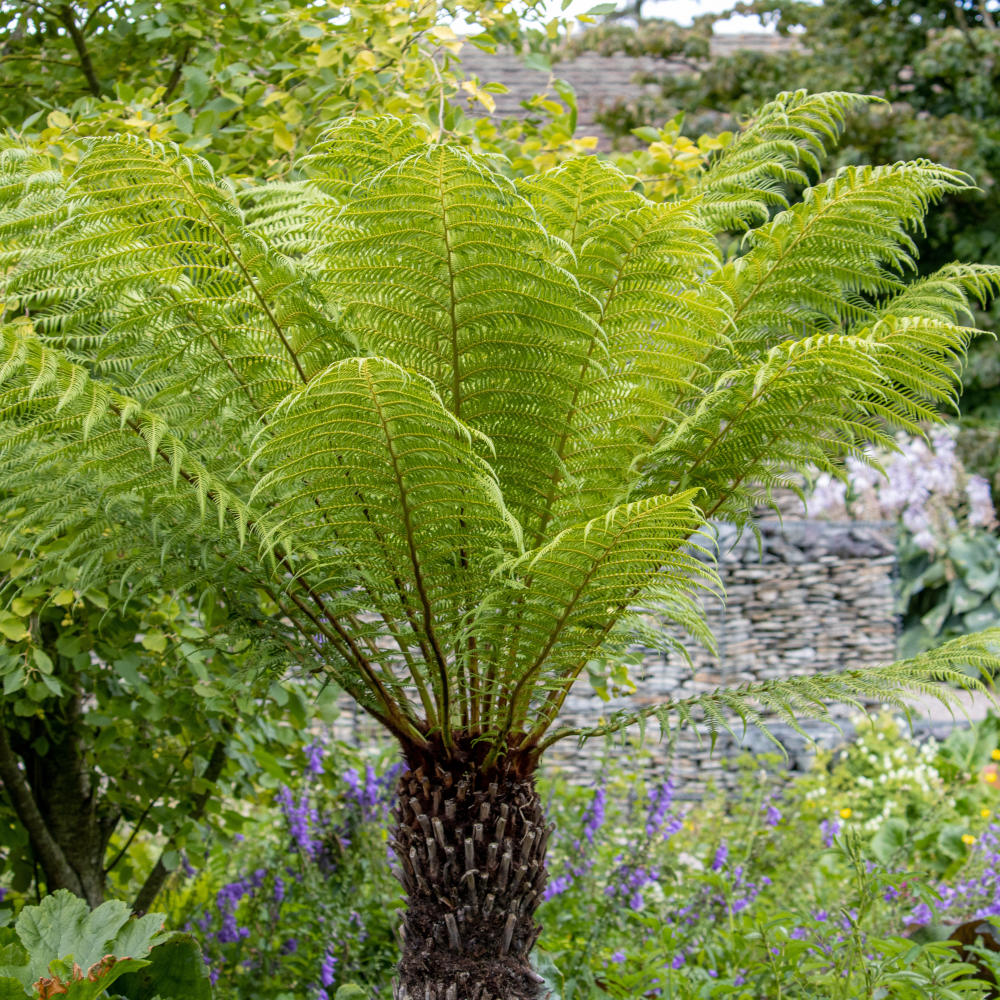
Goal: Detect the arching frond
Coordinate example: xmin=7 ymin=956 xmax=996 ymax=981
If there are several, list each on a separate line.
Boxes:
xmin=715 ymin=160 xmax=973 ymax=354
xmin=696 ymin=90 xmax=879 ymax=232
xmin=0 ymin=99 xmax=994 ymax=767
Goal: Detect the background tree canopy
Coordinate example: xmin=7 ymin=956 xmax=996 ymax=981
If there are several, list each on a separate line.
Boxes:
xmin=572 ymin=0 xmax=1000 ymax=486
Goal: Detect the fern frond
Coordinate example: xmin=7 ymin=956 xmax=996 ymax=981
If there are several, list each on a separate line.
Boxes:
xmin=695 ymin=90 xmax=880 ymax=232
xmin=540 ymin=628 xmax=1000 ymax=756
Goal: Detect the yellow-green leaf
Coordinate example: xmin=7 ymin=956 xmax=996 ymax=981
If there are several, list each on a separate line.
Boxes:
xmin=317 ymin=46 xmax=339 ymax=68
xmin=47 ymin=110 xmax=72 ymax=129
xmin=11 ymin=598 xmax=34 ymax=617
xmin=141 ymin=631 xmax=168 ymax=652
xmin=0 ymin=619 xmax=28 ymax=642
xmin=52 ymin=589 xmax=76 ymax=606
xmin=272 ymin=120 xmax=295 ymax=152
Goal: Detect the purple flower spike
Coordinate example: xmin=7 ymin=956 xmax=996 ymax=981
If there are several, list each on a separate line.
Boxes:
xmin=320 ymin=951 xmax=338 ymax=988
xmin=583 ymin=786 xmax=606 ymax=843
xmin=712 ymin=842 xmax=728 ymax=871
xmin=304 ymin=740 xmax=326 ymax=776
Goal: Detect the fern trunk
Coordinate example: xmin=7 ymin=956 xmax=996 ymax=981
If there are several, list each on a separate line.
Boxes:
xmin=389 ymin=744 xmax=549 ymax=1000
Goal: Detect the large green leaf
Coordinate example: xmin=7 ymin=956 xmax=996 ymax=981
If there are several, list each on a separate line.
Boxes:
xmin=870 ymin=818 xmax=908 ymax=865
xmin=109 ymin=935 xmax=212 ymax=1000
xmin=15 ymin=891 xmax=130 ymax=985
xmin=0 ymin=977 xmax=26 ymax=999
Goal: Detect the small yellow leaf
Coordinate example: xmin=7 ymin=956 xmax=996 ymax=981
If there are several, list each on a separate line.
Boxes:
xmin=354 ymin=50 xmax=377 ymax=70
xmin=316 ymin=46 xmax=339 ymax=68
xmin=429 ymin=25 xmax=458 ymax=40
xmin=262 ymin=90 xmax=289 ymax=107
xmin=141 ymin=630 xmax=168 ymax=652
xmin=11 ymin=598 xmax=34 ymax=618
xmin=47 ymin=110 xmax=72 ymax=129
xmin=272 ymin=120 xmax=295 ymax=152
xmin=52 ymin=589 xmax=76 ymax=607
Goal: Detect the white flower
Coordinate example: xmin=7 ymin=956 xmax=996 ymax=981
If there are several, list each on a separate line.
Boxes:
xmin=807 ymin=474 xmax=848 ymax=516
xmin=966 ymin=475 xmax=998 ymax=530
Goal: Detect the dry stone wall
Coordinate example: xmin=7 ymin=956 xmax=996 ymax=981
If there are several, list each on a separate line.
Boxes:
xmin=542 ymin=521 xmax=897 ymax=794
xmin=335 ymin=521 xmax=900 ymax=795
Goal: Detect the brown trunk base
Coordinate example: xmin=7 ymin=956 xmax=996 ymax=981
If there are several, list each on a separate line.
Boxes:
xmin=388 ymin=754 xmax=551 ymax=1000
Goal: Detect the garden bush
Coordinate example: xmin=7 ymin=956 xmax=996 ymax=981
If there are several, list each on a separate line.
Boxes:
xmin=173 ymin=712 xmax=1000 ymax=999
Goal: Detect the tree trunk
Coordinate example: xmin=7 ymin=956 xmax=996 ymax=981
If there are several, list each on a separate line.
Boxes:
xmin=389 ymin=749 xmax=550 ymax=1000
xmin=0 ymin=705 xmax=119 ymax=909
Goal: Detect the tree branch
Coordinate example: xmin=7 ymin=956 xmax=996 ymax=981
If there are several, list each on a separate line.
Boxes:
xmin=104 ymin=747 xmax=191 ymax=876
xmin=56 ymin=4 xmax=101 ymax=96
xmin=161 ymin=45 xmax=189 ymax=104
xmin=0 ymin=718 xmax=86 ymax=898
xmin=132 ymin=739 xmax=228 ymax=915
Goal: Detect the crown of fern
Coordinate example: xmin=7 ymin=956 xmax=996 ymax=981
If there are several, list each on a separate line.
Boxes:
xmin=0 ymin=95 xmax=997 ymax=762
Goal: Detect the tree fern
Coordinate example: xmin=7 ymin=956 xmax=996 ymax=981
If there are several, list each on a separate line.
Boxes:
xmin=1 ymin=103 xmax=999 ymax=993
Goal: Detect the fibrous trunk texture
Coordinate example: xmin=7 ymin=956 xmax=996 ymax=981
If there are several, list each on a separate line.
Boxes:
xmin=389 ymin=759 xmax=551 ymax=1000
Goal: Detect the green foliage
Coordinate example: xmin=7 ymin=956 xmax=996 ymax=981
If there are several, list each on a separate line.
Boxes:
xmin=113 ymin=935 xmax=212 ymax=1000
xmin=0 ymin=0 xmax=531 ymax=179
xmin=530 ymin=719 xmax=1000 ymax=1000
xmin=0 ymin=91 xmax=998 ymax=766
xmin=0 ymin=516 xmax=339 ymax=905
xmin=0 ymin=888 xmax=205 ymax=999
xmin=175 ymin=744 xmax=402 ymax=999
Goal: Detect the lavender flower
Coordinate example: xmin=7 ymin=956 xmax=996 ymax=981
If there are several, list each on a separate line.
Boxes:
xmin=320 ymin=951 xmax=337 ymax=989
xmin=671 ymin=954 xmax=685 ymax=969
xmin=765 ymin=804 xmax=782 ymax=828
xmin=304 ymin=740 xmax=326 ymax=776
xmin=712 ymin=842 xmax=728 ymax=871
xmin=281 ymin=938 xmax=299 ymax=955
xmin=273 ymin=877 xmax=285 ymax=905
xmin=611 ymin=951 xmax=626 ymax=964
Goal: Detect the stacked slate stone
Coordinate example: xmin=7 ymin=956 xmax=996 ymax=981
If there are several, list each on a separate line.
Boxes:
xmin=543 ymin=521 xmax=897 ymax=792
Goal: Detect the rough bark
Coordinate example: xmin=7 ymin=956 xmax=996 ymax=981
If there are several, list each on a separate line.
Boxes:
xmin=389 ymin=751 xmax=550 ymax=1000
xmin=0 ymin=720 xmax=89 ymax=901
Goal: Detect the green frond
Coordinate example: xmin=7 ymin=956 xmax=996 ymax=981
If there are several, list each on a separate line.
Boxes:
xmin=545 ymin=628 xmax=1000 ymax=755
xmin=1 ymin=98 xmax=992 ymax=765
xmin=716 ymin=160 xmax=974 ymax=354
xmin=695 ymin=90 xmax=880 ymax=232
